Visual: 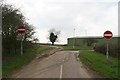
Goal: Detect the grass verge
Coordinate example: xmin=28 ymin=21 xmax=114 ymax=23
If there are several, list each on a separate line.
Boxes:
xmin=79 ymin=51 xmax=119 ymax=78
xmin=2 ymin=45 xmax=51 ymax=78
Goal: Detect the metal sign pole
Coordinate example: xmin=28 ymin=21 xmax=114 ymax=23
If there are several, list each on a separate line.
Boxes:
xmin=21 ymin=39 xmax=23 ymax=56
xmin=106 ymin=40 xmax=109 ymax=59
xmin=20 ymin=34 xmax=24 ymax=56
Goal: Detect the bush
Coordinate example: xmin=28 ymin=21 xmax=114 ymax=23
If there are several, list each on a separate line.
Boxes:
xmin=94 ymin=43 xmax=119 ymax=58
xmin=94 ymin=43 xmax=106 ymax=55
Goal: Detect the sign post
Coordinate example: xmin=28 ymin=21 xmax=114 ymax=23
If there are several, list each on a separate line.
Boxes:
xmin=21 ymin=37 xmax=23 ymax=56
xmin=103 ymin=30 xmax=113 ymax=59
xmin=106 ymin=40 xmax=109 ymax=59
xmin=17 ymin=25 xmax=25 ymax=56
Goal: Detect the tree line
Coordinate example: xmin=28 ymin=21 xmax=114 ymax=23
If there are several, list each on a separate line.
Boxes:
xmin=2 ymin=4 xmax=38 ymax=56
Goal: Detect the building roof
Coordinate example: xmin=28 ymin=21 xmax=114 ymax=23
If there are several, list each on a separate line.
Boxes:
xmin=68 ymin=35 xmax=119 ymax=39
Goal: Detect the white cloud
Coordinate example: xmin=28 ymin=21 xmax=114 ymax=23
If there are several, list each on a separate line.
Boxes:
xmin=5 ymin=0 xmax=118 ymax=44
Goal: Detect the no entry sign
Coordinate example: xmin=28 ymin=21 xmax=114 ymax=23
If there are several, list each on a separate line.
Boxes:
xmin=103 ymin=30 xmax=113 ymax=60
xmin=17 ymin=25 xmax=25 ymax=34
xmin=17 ymin=25 xmax=25 ymax=56
xmin=104 ymin=30 xmax=113 ymax=40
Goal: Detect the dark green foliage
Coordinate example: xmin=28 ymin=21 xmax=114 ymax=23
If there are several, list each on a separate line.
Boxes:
xmin=2 ymin=4 xmax=37 ymax=55
xmin=49 ymin=32 xmax=57 ymax=45
xmin=94 ymin=43 xmax=106 ymax=54
xmin=94 ymin=43 xmax=119 ymax=58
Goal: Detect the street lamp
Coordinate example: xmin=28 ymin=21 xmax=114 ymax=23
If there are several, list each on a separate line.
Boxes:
xmin=73 ymin=28 xmax=75 ymax=48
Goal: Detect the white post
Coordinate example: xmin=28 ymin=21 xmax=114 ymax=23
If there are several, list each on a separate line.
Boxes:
xmin=20 ymin=34 xmax=24 ymax=56
xmin=73 ymin=28 xmax=75 ymax=48
xmin=106 ymin=40 xmax=109 ymax=59
xmin=21 ymin=39 xmax=23 ymax=56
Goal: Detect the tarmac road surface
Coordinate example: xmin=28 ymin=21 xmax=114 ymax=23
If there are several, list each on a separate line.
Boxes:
xmin=11 ymin=51 xmax=100 ymax=78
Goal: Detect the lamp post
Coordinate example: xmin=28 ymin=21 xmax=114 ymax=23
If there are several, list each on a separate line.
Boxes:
xmin=73 ymin=28 xmax=75 ymax=48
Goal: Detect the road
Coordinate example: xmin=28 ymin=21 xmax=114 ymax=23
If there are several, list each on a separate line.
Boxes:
xmin=10 ymin=50 xmax=99 ymax=78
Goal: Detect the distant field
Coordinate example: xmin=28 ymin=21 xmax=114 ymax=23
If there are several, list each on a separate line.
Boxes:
xmin=79 ymin=51 xmax=119 ymax=78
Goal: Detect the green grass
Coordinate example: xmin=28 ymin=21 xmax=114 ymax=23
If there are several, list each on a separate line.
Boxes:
xmin=79 ymin=51 xmax=119 ymax=78
xmin=2 ymin=45 xmax=51 ymax=78
xmin=63 ymin=46 xmax=93 ymax=50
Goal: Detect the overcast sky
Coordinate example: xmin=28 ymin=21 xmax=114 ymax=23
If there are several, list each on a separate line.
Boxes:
xmin=5 ymin=0 xmax=119 ymax=44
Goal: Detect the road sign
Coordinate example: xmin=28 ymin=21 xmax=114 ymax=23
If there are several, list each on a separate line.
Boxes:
xmin=103 ymin=30 xmax=113 ymax=60
xmin=104 ymin=30 xmax=113 ymax=40
xmin=17 ymin=25 xmax=25 ymax=34
xmin=17 ymin=25 xmax=25 ymax=56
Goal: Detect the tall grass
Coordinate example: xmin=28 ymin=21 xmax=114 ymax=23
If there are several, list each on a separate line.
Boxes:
xmin=79 ymin=51 xmax=119 ymax=78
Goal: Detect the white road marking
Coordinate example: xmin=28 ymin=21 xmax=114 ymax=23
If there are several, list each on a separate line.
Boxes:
xmin=60 ymin=65 xmax=63 ymax=79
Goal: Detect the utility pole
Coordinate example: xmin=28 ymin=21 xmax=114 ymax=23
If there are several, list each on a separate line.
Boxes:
xmin=73 ymin=28 xmax=75 ymax=48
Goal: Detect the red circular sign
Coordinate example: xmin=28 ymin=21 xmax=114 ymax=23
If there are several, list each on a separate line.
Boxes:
xmin=17 ymin=25 xmax=25 ymax=34
xmin=104 ymin=30 xmax=113 ymax=40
